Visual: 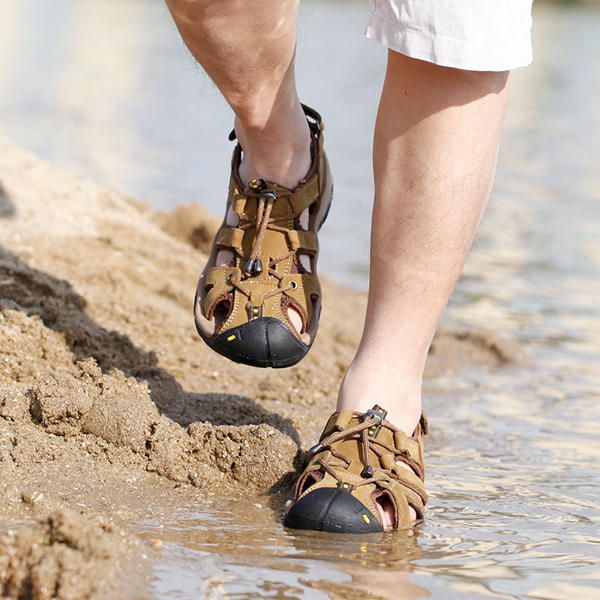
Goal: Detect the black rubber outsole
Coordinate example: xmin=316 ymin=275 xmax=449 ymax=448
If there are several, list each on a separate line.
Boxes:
xmin=196 ymin=316 xmax=310 ymax=369
xmin=284 ymin=488 xmax=383 ymax=534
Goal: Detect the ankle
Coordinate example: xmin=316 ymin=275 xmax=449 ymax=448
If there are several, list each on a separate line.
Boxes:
xmin=336 ymin=361 xmax=423 ymax=436
xmin=234 ymin=103 xmax=311 ymax=188
xmin=237 ymin=139 xmax=311 ymax=188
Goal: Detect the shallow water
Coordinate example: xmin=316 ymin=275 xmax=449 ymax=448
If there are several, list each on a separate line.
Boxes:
xmin=132 ymin=363 xmax=600 ymax=598
xmin=1 ymin=1 xmax=600 ymax=598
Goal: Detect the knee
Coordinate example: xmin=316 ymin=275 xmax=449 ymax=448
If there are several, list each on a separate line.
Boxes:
xmin=452 ymin=68 xmax=509 ymax=96
xmin=387 ymin=50 xmax=509 ymax=108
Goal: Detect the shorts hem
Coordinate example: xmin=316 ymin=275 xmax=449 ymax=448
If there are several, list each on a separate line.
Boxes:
xmin=365 ymin=13 xmax=533 ymax=72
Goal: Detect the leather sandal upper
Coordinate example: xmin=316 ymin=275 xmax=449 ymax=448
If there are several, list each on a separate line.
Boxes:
xmin=286 ymin=405 xmax=428 ymax=532
xmin=194 ymin=105 xmax=332 ymax=367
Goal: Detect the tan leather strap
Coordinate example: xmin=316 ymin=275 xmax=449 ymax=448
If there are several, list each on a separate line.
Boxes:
xmin=289 ymin=177 xmax=320 ymax=215
xmin=282 ymin=273 xmax=320 ymax=327
xmin=215 ymin=227 xmax=244 ymax=252
xmin=202 ymin=266 xmax=238 ymax=317
xmin=286 ymin=230 xmax=318 ymax=253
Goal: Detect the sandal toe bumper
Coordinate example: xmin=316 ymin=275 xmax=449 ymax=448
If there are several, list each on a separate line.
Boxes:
xmin=205 ymin=317 xmax=308 ymax=368
xmin=284 ymin=487 xmax=382 ymax=533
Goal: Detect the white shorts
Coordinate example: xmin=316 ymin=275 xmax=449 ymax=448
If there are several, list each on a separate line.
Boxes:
xmin=365 ymin=0 xmax=533 ymax=72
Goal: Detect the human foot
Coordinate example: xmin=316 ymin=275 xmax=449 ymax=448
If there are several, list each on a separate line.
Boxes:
xmin=337 ymin=363 xmax=423 ymax=523
xmin=284 ymin=405 xmax=428 ymax=533
xmin=194 ymin=105 xmax=333 ymax=368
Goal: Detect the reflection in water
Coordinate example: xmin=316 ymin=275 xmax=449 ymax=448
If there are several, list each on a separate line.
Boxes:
xmin=136 ymin=500 xmax=428 ymax=599
xmin=1 ymin=1 xmax=600 ymax=598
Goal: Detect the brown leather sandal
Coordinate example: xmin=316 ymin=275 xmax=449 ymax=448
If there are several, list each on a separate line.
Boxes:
xmin=194 ymin=105 xmax=333 ymax=368
xmin=284 ymin=405 xmax=428 ymax=533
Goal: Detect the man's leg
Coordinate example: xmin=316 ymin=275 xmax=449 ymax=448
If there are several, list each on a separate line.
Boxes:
xmin=337 ymin=51 xmax=509 ymax=521
xmin=165 ymin=0 xmax=309 ymax=188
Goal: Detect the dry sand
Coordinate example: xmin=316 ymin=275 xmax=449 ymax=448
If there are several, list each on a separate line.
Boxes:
xmin=0 ymin=138 xmax=520 ymax=599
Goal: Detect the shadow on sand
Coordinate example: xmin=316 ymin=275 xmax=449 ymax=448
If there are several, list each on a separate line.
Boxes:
xmin=0 ymin=243 xmax=301 ymax=453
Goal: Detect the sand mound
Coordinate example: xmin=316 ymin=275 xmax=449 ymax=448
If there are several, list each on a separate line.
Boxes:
xmin=0 ymin=137 xmax=521 ymax=597
xmin=0 ymin=509 xmax=139 ymax=600
xmin=153 ymin=203 xmax=220 ymax=254
xmin=0 ymin=249 xmax=298 ymax=495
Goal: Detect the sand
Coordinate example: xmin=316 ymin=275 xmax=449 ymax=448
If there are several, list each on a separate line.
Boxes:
xmin=0 ymin=138 xmax=521 ymax=599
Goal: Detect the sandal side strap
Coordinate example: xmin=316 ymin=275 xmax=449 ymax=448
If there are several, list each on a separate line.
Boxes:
xmin=286 ymin=230 xmax=318 ymax=253
xmin=216 ymin=226 xmax=245 ymax=252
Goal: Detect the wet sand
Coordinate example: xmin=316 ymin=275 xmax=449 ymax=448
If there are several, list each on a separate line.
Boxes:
xmin=0 ymin=139 xmax=520 ymax=598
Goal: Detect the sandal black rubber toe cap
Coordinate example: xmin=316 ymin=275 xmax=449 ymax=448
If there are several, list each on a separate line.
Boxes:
xmin=206 ymin=317 xmax=308 ymax=369
xmin=284 ymin=488 xmax=383 ymax=534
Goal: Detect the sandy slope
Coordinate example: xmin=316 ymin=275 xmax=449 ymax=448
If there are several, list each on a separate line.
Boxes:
xmin=0 ymin=139 xmax=518 ymax=598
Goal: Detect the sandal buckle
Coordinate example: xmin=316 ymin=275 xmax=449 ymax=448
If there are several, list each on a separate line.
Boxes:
xmin=364 ymin=404 xmax=387 ymax=438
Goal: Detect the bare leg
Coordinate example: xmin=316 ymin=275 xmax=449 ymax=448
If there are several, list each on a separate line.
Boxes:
xmin=337 ymin=51 xmax=509 ymax=521
xmin=165 ymin=0 xmax=310 ymax=187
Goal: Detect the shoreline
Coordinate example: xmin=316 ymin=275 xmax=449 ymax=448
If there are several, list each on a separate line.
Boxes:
xmin=0 ymin=138 xmax=521 ymax=598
